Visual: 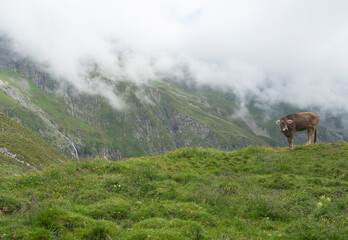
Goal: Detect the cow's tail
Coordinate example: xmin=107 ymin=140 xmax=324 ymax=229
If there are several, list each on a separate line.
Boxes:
xmin=314 ymin=128 xmax=318 ymax=144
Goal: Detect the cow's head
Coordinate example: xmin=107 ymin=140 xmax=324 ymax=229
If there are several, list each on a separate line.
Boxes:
xmin=276 ymin=118 xmax=293 ymax=132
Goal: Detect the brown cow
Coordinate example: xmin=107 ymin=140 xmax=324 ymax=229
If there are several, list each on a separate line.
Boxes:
xmin=276 ymin=112 xmax=320 ymax=149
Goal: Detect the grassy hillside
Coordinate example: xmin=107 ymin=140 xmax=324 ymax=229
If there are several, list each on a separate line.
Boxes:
xmin=0 ymin=112 xmax=66 ymax=176
xmin=0 ymin=143 xmax=347 ymax=239
xmin=0 ymin=65 xmax=267 ymax=160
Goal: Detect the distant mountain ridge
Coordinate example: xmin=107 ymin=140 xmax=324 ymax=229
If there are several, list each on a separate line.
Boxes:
xmin=0 ymin=65 xmax=265 ymax=160
xmin=0 ymin=37 xmax=347 ymax=160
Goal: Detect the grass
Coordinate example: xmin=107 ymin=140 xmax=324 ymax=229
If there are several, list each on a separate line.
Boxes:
xmin=0 ymin=142 xmax=347 ymax=239
xmin=0 ymin=112 xmax=66 ymax=175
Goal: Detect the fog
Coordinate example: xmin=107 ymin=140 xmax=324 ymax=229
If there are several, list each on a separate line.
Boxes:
xmin=0 ymin=0 xmax=348 ymax=112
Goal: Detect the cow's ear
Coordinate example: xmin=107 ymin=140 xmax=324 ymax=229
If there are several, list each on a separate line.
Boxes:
xmin=276 ymin=120 xmax=280 ymax=124
xmin=287 ymin=119 xmax=293 ymax=124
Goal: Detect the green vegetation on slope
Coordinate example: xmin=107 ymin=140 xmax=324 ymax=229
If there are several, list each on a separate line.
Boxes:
xmin=1 ymin=65 xmax=273 ymax=160
xmin=2 ymin=65 xmax=347 ymax=161
xmin=0 ymin=143 xmax=347 ymax=239
xmin=152 ymin=81 xmax=267 ymax=147
xmin=0 ymin=112 xmax=66 ymax=176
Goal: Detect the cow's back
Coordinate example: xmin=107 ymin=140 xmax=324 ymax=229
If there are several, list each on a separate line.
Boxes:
xmin=286 ymin=112 xmax=320 ymax=131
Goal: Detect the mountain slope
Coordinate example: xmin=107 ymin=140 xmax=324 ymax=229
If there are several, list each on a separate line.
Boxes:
xmin=0 ymin=143 xmax=347 ymax=239
xmin=1 ymin=38 xmax=347 ymax=160
xmin=0 ymin=112 xmax=66 ymax=176
xmin=0 ymin=64 xmax=267 ymax=160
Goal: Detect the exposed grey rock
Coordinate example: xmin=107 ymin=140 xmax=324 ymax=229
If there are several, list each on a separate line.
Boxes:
xmin=0 ymin=147 xmax=37 ymax=169
xmin=0 ymin=36 xmax=59 ymax=93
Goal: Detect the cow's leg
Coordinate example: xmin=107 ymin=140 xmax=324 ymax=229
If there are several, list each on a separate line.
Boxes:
xmin=287 ymin=135 xmax=294 ymax=150
xmin=314 ymin=128 xmax=318 ymax=144
xmin=306 ymin=128 xmax=314 ymax=145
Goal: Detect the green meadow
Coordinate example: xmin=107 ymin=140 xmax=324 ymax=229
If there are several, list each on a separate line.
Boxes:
xmin=0 ymin=143 xmax=347 ymax=239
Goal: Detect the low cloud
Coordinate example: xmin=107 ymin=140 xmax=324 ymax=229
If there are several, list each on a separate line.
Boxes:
xmin=0 ymin=0 xmax=348 ymax=112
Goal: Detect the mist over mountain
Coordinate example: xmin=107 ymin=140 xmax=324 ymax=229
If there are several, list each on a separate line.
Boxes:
xmin=0 ymin=1 xmax=348 ymax=160
xmin=1 ymin=42 xmax=347 ymax=161
xmin=1 ymin=0 xmax=348 ymax=115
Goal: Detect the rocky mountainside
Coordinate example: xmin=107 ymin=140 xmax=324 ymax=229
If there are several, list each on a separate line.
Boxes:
xmin=0 ymin=64 xmax=263 ymax=160
xmin=0 ymin=37 xmax=347 ymax=160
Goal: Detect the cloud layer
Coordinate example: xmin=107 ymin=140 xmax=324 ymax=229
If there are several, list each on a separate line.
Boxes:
xmin=0 ymin=0 xmax=348 ymax=111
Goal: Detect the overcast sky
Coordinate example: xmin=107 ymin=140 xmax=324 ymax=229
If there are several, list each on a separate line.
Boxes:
xmin=0 ymin=0 xmax=348 ymax=112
